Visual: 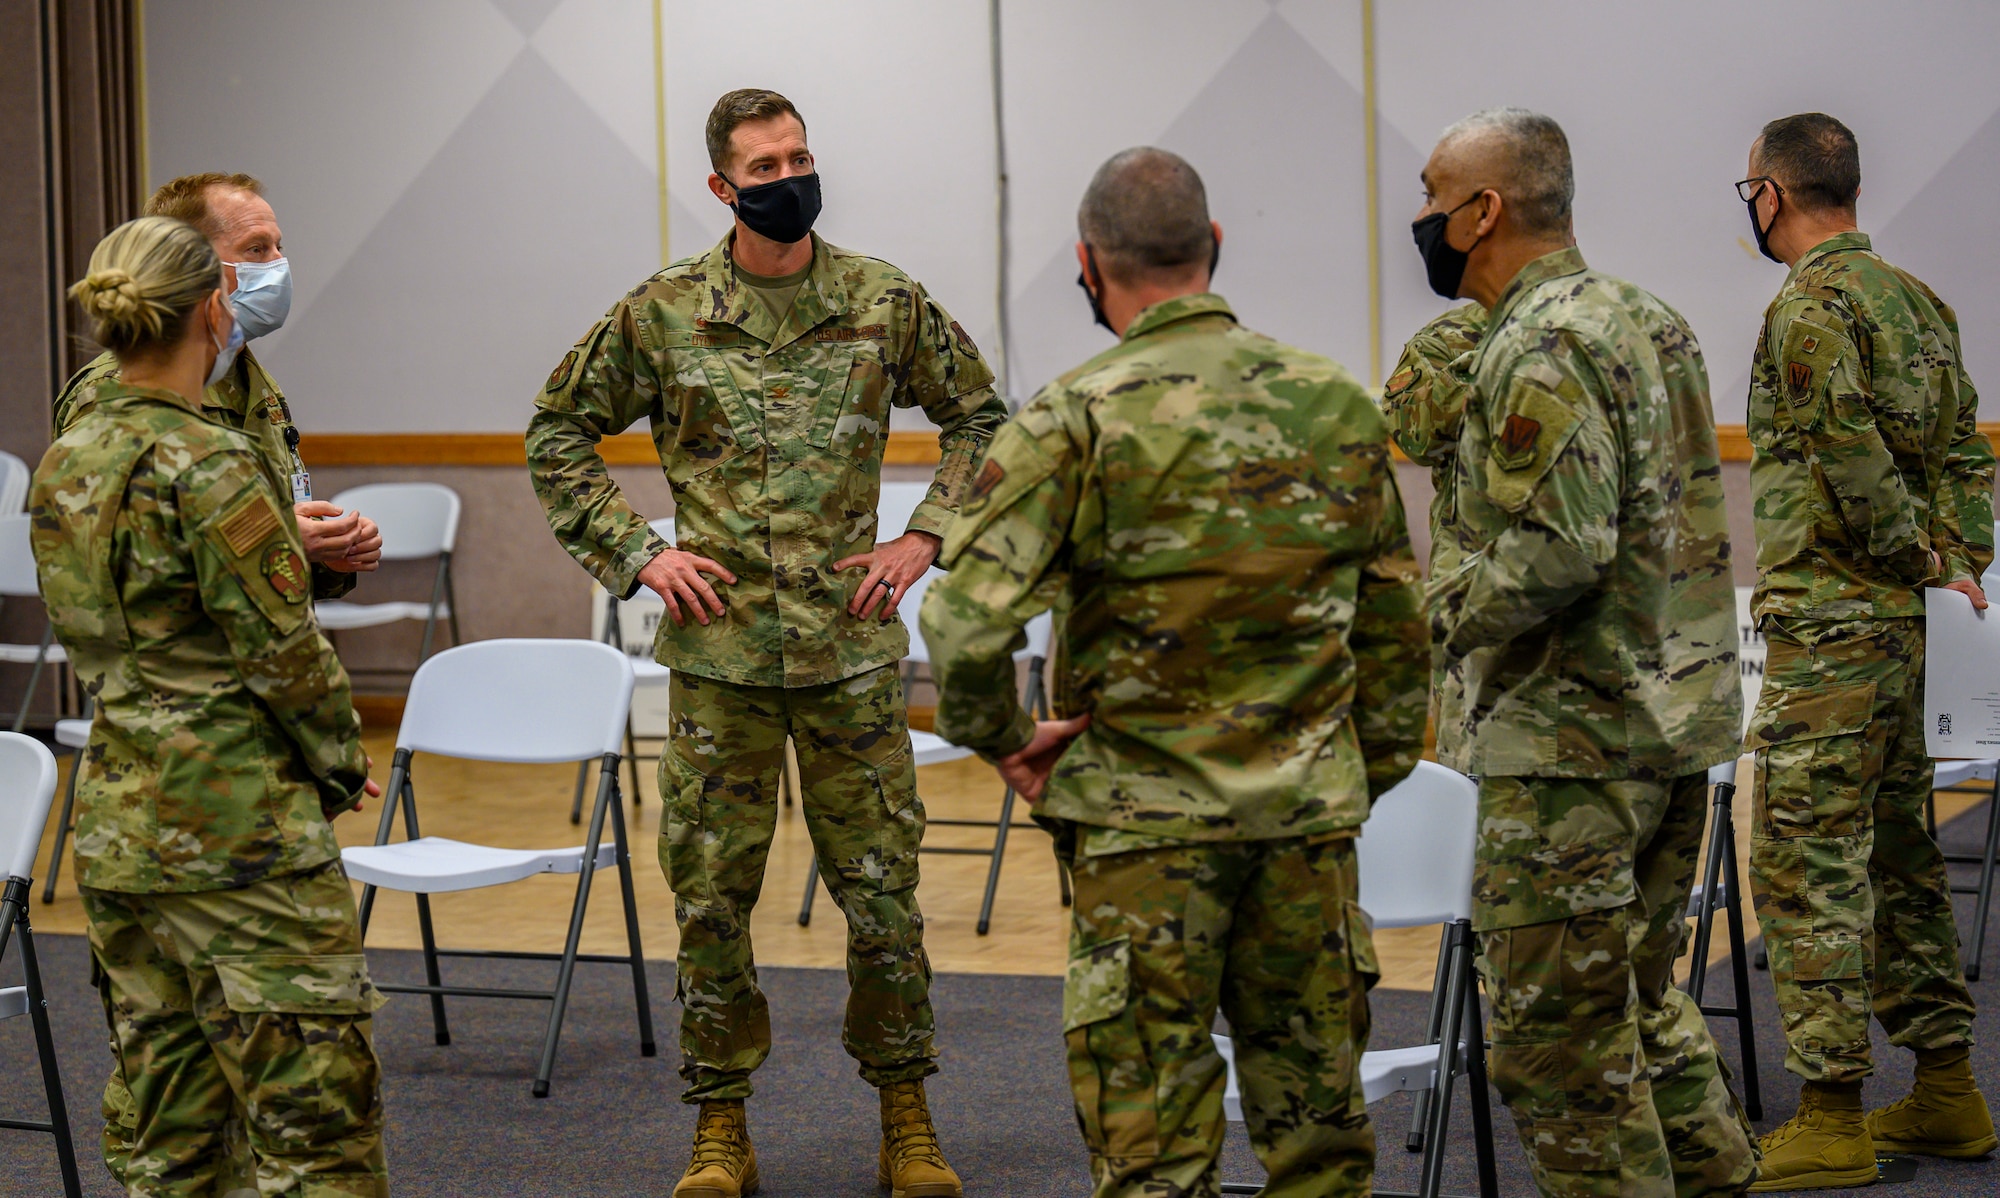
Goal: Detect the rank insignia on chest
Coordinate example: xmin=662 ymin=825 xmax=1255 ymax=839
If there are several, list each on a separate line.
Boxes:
xmin=1494 ymin=412 xmax=1542 ymax=468
xmin=545 ymin=349 xmax=579 ymax=393
xmin=261 ymin=543 xmax=310 ymax=604
xmin=1787 ymin=360 xmax=1813 ymax=399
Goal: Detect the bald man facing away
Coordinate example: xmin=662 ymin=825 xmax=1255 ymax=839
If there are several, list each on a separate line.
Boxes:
xmin=1413 ymin=109 xmax=1758 ymax=1198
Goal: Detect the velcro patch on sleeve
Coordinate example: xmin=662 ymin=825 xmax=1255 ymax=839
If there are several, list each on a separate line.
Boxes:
xmin=259 ymin=543 xmax=311 ymax=605
xmin=1778 ymin=315 xmax=1843 ymax=421
xmin=1485 ymin=373 xmax=1586 ymax=513
xmin=544 ymin=348 xmax=580 ymax=393
xmin=1383 ymin=367 xmax=1418 ymax=398
xmin=217 ymin=493 xmax=283 ymax=558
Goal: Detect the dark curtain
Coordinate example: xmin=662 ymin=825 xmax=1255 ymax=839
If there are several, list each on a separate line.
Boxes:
xmin=0 ymin=0 xmax=142 ymax=726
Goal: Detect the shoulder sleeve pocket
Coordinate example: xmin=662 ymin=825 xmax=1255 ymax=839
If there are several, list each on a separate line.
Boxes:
xmin=1777 ymin=313 xmax=1846 ymax=430
xmin=200 ymin=487 xmax=313 ymax=636
xmin=939 ymin=419 xmax=1059 ymax=568
xmin=1744 ymin=679 xmax=1875 ymax=750
xmin=1486 ymin=373 xmax=1585 ymax=513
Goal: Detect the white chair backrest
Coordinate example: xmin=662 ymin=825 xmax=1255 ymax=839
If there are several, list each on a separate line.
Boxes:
xmin=0 ymin=451 xmax=28 ymax=516
xmin=398 ymin=639 xmax=633 ymax=763
xmin=876 ymin=481 xmax=931 ymax=543
xmin=897 ymin=567 xmax=949 ymax=663
xmin=1709 ymin=758 xmax=1740 ymax=787
xmin=650 ymin=516 xmax=676 ymax=543
xmin=0 ymin=512 xmax=38 ymax=598
xmin=1356 ymin=761 xmax=1478 ymax=928
xmin=329 ymin=483 xmax=461 ymax=559
xmin=0 ymin=731 xmax=58 ymax=881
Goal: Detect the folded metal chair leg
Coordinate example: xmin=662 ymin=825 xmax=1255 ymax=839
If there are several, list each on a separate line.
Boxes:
xmin=40 ymin=759 xmax=78 ymax=904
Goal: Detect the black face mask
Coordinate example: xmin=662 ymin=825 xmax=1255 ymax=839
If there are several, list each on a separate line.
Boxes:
xmin=1076 ymin=245 xmax=1114 ymax=333
xmin=1745 ymin=185 xmax=1782 ymax=263
xmin=1410 ymin=192 xmax=1484 ymax=299
xmin=723 ymin=171 xmax=822 ymax=244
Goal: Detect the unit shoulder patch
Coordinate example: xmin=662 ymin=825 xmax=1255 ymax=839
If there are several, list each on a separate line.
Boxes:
xmin=544 ymin=349 xmax=580 ymax=393
xmin=1493 ymin=413 xmax=1542 ymax=470
xmin=970 ymin=458 xmax=1005 ymax=500
xmin=260 ymin=543 xmax=310 ymax=604
xmin=1384 ymin=368 xmax=1418 ymax=397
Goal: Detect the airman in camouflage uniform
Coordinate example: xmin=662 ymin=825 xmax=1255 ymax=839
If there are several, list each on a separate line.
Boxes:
xmin=923 ymin=147 xmax=1428 ymax=1198
xmin=1736 ymin=113 xmax=1993 ymax=1189
xmin=30 ymin=214 xmax=386 ymax=1198
xmin=527 ymin=88 xmax=1002 ymax=1198
xmin=55 ymin=172 xmax=376 ymax=1192
xmin=1415 ymin=109 xmax=1755 ymax=1198
xmin=1381 ymin=302 xmax=1485 ymax=765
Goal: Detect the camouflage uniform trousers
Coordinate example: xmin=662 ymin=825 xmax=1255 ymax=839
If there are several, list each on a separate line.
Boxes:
xmin=81 ymin=859 xmax=390 ymax=1197
xmin=1473 ymin=774 xmax=1757 ymax=1198
xmin=660 ymin=664 xmax=934 ymax=1103
xmin=1748 ymin=616 xmax=1976 ymax=1084
xmin=1055 ymin=823 xmax=1377 ymax=1198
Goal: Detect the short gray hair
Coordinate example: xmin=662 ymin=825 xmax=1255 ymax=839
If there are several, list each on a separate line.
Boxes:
xmin=1077 ymin=147 xmax=1213 ymax=284
xmin=1440 ymin=107 xmax=1574 ymax=237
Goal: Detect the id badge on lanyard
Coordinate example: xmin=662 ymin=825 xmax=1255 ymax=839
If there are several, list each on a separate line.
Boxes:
xmin=291 ymin=470 xmax=312 ymax=503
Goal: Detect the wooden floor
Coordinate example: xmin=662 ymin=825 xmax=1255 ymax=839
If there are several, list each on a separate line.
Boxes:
xmin=22 ymin=743 xmax=1986 ymax=993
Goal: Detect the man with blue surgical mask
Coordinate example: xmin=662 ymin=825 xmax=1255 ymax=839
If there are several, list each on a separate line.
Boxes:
xmin=56 ymin=172 xmax=382 ymax=590
xmin=50 ymin=172 xmax=381 ymax=1194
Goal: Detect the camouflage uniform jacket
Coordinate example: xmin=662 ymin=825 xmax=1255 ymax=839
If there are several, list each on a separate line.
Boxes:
xmin=1435 ymin=247 xmax=1741 ymax=778
xmin=55 ymin=347 xmax=356 ymax=601
xmin=527 ymin=232 xmax=1007 ymax=688
xmin=1748 ymin=231 xmax=1992 ymax=621
xmin=921 ymin=294 xmax=1429 ymax=841
xmin=29 ymin=381 xmax=368 ymax=894
xmin=1381 ymin=302 xmax=1486 ymax=769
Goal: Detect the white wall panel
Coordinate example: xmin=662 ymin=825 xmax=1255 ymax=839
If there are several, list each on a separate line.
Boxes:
xmin=1374 ymin=0 xmax=2000 ymax=422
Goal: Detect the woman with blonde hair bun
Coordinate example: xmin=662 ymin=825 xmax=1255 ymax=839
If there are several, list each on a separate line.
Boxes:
xmin=27 ymin=215 xmax=392 ymax=1196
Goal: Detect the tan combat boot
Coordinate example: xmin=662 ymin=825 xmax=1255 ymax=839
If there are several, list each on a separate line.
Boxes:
xmin=674 ymin=1100 xmax=760 ymax=1198
xmin=1867 ymin=1047 xmax=1998 ymax=1159
xmin=878 ymin=1079 xmax=963 ymax=1198
xmin=1748 ymin=1081 xmax=1877 ymax=1191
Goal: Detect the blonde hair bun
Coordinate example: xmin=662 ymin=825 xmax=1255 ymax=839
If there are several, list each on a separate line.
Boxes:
xmin=68 ymin=216 xmax=221 ymax=357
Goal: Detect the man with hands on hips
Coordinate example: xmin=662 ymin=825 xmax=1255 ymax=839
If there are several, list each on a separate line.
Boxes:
xmin=55 ymin=172 xmax=382 ymax=591
xmin=527 ymin=87 xmax=1005 ymax=1198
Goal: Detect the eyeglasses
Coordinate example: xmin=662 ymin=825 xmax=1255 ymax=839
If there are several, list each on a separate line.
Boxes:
xmin=1735 ymin=176 xmax=1785 ymax=203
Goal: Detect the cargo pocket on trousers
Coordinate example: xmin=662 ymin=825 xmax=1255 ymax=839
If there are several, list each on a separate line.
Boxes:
xmin=1789 ymin=929 xmax=1865 ymax=982
xmin=1063 ymin=935 xmax=1158 ymax=1162
xmin=1746 ymin=678 xmax=1875 ymax=839
xmin=212 ymin=954 xmax=386 ymax=1016
xmin=660 ymin=755 xmax=713 ymax=900
xmin=870 ymin=742 xmax=922 ymax=893
xmin=1531 ymin=1113 xmax=1622 ymax=1173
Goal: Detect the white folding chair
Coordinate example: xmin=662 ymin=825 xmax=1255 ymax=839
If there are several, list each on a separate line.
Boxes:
xmin=344 ymin=639 xmax=654 ymax=1097
xmin=0 ymin=450 xmax=28 ymax=515
xmin=573 ymin=517 xmax=676 ymax=824
xmin=314 ymin=483 xmax=463 ymax=672
xmin=37 ymin=717 xmax=90 ymax=904
xmin=1 ymin=513 xmax=69 ymax=733
xmin=1682 ymin=759 xmax=1764 ymax=1117
xmin=0 ymin=731 xmax=83 ymax=1196
xmin=1216 ymin=761 xmax=1497 ymax=1198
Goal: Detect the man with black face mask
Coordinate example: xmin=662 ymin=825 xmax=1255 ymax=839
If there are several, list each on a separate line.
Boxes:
xmin=1413 ymin=107 xmax=1756 ymax=1198
xmin=1735 ymin=112 xmax=1993 ymax=1192
xmin=528 ymin=87 xmax=1004 ymax=1198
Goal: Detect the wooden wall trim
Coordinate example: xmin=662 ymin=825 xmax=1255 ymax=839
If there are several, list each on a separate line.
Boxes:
xmin=300 ymin=429 xmax=949 ymax=468
xmin=299 ymin=424 xmax=2000 ymax=468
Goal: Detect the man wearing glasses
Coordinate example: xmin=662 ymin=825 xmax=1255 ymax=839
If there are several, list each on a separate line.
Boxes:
xmin=1736 ymin=112 xmax=1995 ymax=1191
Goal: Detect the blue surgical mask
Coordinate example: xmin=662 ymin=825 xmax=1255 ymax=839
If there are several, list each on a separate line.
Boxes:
xmin=207 ymin=307 xmax=245 ymax=387
xmin=228 ymin=256 xmax=292 ymax=339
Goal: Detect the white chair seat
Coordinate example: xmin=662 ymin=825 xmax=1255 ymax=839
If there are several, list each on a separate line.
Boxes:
xmin=909 ymin=729 xmax=972 ymax=767
xmin=343 ymin=835 xmax=616 ymax=894
xmin=0 ymin=985 xmax=25 ymax=1021
xmin=54 ymin=719 xmax=89 ymax=750
xmin=0 ymin=642 xmax=64 ymax=664
xmin=1214 ymin=1033 xmax=1459 ymax=1120
xmin=315 ymin=600 xmax=451 ymax=631
xmin=1934 ymin=759 xmax=1998 ymax=788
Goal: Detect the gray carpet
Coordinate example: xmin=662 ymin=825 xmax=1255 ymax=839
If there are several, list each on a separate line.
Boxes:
xmin=1 ymin=804 xmax=1995 ymax=1196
